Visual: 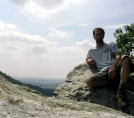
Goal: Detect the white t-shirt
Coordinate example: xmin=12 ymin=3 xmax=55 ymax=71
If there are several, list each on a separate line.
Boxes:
xmin=86 ymin=42 xmax=120 ymax=71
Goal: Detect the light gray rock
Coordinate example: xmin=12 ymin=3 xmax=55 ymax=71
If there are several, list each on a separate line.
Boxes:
xmin=0 ymin=75 xmax=131 ymax=118
xmin=0 ymin=71 xmax=131 ymax=118
xmin=0 ymin=72 xmax=131 ymax=118
xmin=54 ymin=63 xmax=134 ymax=116
xmin=0 ymin=70 xmax=132 ymax=118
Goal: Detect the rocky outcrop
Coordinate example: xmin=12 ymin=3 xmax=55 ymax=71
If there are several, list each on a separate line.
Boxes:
xmin=0 ymin=69 xmax=132 ymax=117
xmin=54 ymin=63 xmax=134 ymax=116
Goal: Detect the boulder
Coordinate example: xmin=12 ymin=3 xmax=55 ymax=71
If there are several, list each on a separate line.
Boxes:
xmin=53 ymin=63 xmax=134 ymax=116
xmin=0 ymin=71 xmax=131 ymax=118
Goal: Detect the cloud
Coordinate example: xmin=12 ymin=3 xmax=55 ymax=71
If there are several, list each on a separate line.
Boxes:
xmin=9 ymin=0 xmax=27 ymax=6
xmin=104 ymin=24 xmax=129 ymax=29
xmin=0 ymin=21 xmax=58 ymax=56
xmin=0 ymin=31 xmax=90 ymax=78
xmin=76 ymin=39 xmax=95 ymax=52
xmin=7 ymin=0 xmax=134 ymax=30
xmin=0 ymin=21 xmax=17 ymax=31
xmin=0 ymin=31 xmax=59 ymax=55
xmin=79 ymin=23 xmax=91 ymax=27
xmin=76 ymin=39 xmax=94 ymax=47
xmin=9 ymin=0 xmax=82 ymax=18
xmin=48 ymin=28 xmax=75 ymax=38
xmin=0 ymin=20 xmax=94 ymax=78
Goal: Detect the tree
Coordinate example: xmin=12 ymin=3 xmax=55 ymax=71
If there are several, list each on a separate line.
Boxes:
xmin=114 ymin=23 xmax=134 ymax=60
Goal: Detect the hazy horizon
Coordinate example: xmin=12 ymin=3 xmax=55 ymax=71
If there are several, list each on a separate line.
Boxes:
xmin=13 ymin=76 xmax=65 ymax=81
xmin=13 ymin=76 xmax=65 ymax=86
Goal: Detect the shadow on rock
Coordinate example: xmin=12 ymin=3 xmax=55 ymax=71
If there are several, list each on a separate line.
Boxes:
xmin=53 ymin=63 xmax=134 ymax=116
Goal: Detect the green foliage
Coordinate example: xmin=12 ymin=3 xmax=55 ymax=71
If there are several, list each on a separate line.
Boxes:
xmin=114 ymin=23 xmax=134 ymax=60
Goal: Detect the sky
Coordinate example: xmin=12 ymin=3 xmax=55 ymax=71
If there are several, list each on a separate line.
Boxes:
xmin=0 ymin=0 xmax=134 ymax=80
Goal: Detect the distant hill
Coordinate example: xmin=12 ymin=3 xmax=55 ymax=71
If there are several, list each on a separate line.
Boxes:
xmin=15 ymin=77 xmax=64 ymax=90
xmin=0 ymin=71 xmax=55 ymax=96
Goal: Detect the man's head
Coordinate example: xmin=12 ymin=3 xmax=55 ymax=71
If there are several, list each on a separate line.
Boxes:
xmin=93 ymin=27 xmax=105 ymax=44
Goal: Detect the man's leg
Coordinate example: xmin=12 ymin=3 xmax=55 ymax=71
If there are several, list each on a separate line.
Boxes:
xmin=116 ymin=56 xmax=132 ymax=108
xmin=120 ymin=56 xmax=131 ymax=83
xmin=86 ymin=79 xmax=108 ymax=88
xmin=86 ymin=69 xmax=109 ymax=88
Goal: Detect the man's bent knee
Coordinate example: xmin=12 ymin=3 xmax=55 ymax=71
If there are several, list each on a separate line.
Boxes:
xmin=86 ymin=79 xmax=95 ymax=88
xmin=122 ymin=57 xmax=131 ymax=65
xmin=86 ymin=78 xmax=108 ymax=88
xmin=121 ymin=56 xmax=132 ymax=65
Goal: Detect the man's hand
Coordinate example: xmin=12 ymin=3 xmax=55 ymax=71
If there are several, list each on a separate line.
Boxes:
xmin=87 ymin=59 xmax=96 ymax=67
xmin=108 ymin=65 xmax=116 ymax=79
xmin=108 ymin=52 xmax=120 ymax=79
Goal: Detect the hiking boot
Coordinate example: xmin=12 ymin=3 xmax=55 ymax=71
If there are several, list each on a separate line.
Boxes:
xmin=116 ymin=87 xmax=128 ymax=108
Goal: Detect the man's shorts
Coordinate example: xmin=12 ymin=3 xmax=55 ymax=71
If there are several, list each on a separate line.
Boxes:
xmin=89 ymin=55 xmax=133 ymax=90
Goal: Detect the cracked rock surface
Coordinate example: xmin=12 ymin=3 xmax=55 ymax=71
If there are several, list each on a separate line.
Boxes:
xmin=0 ymin=63 xmax=134 ymax=118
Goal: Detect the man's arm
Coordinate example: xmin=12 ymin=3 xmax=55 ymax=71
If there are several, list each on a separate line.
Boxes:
xmin=108 ymin=52 xmax=121 ymax=79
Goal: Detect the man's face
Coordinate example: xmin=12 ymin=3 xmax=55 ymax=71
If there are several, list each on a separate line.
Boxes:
xmin=93 ymin=30 xmax=104 ymax=44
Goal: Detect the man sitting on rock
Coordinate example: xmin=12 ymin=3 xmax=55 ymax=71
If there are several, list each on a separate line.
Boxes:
xmin=86 ymin=27 xmax=133 ymax=108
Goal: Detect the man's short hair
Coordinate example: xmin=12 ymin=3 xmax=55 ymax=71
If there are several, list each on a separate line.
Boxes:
xmin=93 ymin=27 xmax=105 ymax=36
